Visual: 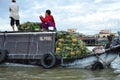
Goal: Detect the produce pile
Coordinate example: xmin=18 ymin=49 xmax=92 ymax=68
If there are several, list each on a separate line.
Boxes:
xmin=19 ymin=22 xmax=40 ymax=31
xmin=55 ymin=31 xmax=90 ymax=59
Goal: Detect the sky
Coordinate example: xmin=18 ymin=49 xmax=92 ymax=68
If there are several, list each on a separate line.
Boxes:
xmin=0 ymin=0 xmax=120 ymax=35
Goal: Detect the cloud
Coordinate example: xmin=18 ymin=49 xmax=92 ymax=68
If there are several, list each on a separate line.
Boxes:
xmin=54 ymin=0 xmax=120 ymax=34
xmin=94 ymin=0 xmax=103 ymax=3
xmin=0 ymin=18 xmax=12 ymax=31
xmin=0 ymin=0 xmax=120 ymax=35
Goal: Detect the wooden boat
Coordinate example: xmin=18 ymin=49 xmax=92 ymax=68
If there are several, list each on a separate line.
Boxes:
xmin=61 ymin=45 xmax=120 ymax=70
xmin=0 ymin=31 xmax=119 ymax=70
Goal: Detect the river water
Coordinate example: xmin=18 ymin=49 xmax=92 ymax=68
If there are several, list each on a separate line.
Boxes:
xmin=0 ymin=47 xmax=120 ymax=80
xmin=0 ymin=56 xmax=119 ymax=80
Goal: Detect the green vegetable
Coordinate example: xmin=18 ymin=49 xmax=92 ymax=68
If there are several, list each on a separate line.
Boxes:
xmin=55 ymin=31 xmax=90 ymax=59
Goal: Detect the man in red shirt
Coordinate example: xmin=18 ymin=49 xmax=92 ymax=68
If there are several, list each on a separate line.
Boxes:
xmin=39 ymin=10 xmax=56 ymax=31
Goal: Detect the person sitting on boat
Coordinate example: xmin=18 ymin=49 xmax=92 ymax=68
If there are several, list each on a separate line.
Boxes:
xmin=39 ymin=10 xmax=56 ymax=31
xmin=105 ymin=35 xmax=113 ymax=49
xmin=113 ymin=39 xmax=120 ymax=46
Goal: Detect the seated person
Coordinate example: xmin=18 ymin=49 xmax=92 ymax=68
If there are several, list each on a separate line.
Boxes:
xmin=113 ymin=39 xmax=120 ymax=46
xmin=39 ymin=10 xmax=56 ymax=31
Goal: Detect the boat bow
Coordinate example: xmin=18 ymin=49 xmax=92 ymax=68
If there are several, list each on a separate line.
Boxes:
xmin=61 ymin=45 xmax=120 ymax=69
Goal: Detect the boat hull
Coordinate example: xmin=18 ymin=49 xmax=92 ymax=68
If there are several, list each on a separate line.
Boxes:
xmin=61 ymin=46 xmax=120 ymax=69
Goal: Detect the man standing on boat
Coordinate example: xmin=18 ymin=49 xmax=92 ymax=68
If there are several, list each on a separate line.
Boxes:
xmin=9 ymin=0 xmax=20 ymax=31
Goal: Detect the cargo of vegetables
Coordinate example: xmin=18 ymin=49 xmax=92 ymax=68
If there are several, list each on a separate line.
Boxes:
xmin=19 ymin=22 xmax=40 ymax=31
xmin=55 ymin=31 xmax=90 ymax=59
xmin=18 ymin=23 xmax=90 ymax=59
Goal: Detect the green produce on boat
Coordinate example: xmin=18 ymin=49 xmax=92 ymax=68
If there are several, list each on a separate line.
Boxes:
xmin=19 ymin=22 xmax=90 ymax=58
xmin=55 ymin=31 xmax=90 ymax=59
xmin=19 ymin=22 xmax=40 ymax=31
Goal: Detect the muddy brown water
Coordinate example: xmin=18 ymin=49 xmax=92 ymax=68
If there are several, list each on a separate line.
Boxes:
xmin=0 ymin=67 xmax=119 ymax=80
xmin=0 ymin=47 xmax=120 ymax=80
xmin=0 ymin=60 xmax=120 ymax=80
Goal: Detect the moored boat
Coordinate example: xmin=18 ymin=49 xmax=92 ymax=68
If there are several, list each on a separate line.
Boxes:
xmin=61 ymin=45 xmax=120 ymax=70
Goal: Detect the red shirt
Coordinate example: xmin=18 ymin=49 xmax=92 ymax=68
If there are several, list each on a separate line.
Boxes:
xmin=40 ymin=15 xmax=55 ymax=27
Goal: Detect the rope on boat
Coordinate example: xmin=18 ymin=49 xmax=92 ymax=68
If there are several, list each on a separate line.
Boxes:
xmin=94 ymin=52 xmax=108 ymax=68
